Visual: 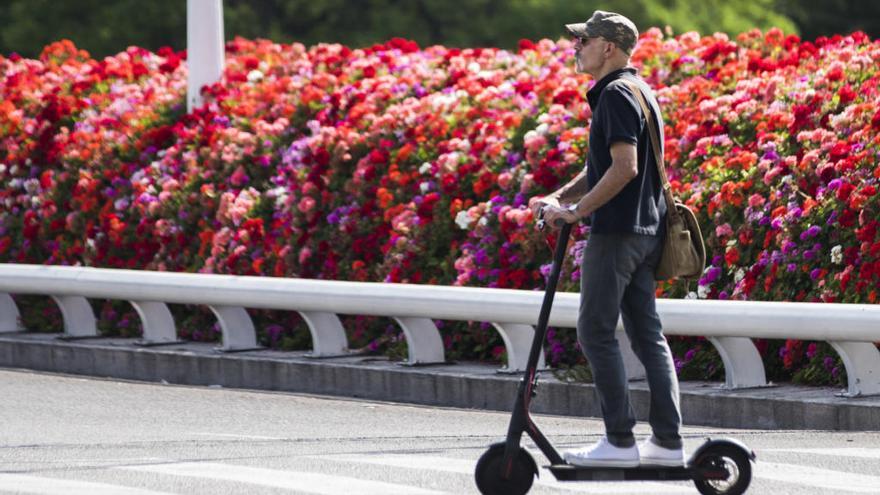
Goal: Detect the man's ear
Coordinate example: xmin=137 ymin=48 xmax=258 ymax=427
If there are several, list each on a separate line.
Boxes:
xmin=604 ymin=40 xmax=615 ymax=58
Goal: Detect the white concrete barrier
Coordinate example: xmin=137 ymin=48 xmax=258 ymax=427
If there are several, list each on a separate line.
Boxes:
xmin=0 ymin=264 xmax=878 ymax=396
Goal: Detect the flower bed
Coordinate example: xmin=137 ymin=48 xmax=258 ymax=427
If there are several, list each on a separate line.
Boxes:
xmin=2 ymin=28 xmax=879 ymax=386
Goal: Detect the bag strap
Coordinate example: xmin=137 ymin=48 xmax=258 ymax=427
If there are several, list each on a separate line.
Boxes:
xmin=619 ymin=79 xmax=679 ymax=222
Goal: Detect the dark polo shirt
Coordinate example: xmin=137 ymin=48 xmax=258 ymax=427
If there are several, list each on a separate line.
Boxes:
xmin=585 ymin=67 xmax=667 ymax=236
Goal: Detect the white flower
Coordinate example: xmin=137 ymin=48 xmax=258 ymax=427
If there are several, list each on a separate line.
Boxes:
xmin=536 ymin=123 xmax=550 ymax=135
xmin=697 ymin=284 xmax=709 ymax=299
xmin=468 ymin=62 xmax=481 ymax=74
xmin=685 ymin=291 xmax=698 ymax=299
xmin=0 ymin=163 xmax=6 ymax=174
xmin=478 ymin=217 xmax=489 ymax=227
xmin=734 ymin=268 xmax=745 ymax=283
xmin=419 ymin=162 xmax=432 ymax=174
xmin=455 ymin=210 xmax=472 ymax=230
xmin=419 ymin=182 xmax=430 ymax=194
xmin=831 ymin=244 xmax=843 ymax=265
xmin=247 ymin=69 xmax=264 ymax=82
xmin=23 ymin=179 xmax=40 ymax=194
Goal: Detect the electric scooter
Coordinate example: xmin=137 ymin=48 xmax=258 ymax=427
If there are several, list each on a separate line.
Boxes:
xmin=474 ymin=210 xmax=755 ymax=495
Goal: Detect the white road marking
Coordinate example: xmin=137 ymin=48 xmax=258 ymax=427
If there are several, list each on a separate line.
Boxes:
xmin=192 ymin=432 xmax=284 ymax=440
xmin=756 ymin=462 xmax=880 ymax=493
xmin=310 ymin=453 xmax=693 ymax=494
xmin=0 ymin=473 xmax=176 ymax=495
xmin=119 ymin=461 xmax=447 ymax=495
xmin=763 ymin=447 xmax=880 ymax=460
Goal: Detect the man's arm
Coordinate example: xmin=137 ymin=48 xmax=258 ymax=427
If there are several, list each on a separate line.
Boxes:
xmin=541 ymin=169 xmax=590 ymax=207
xmin=571 ymin=141 xmax=638 ymax=217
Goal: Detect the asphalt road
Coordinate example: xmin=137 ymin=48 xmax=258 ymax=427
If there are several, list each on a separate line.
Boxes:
xmin=1 ymin=368 xmax=878 ymax=494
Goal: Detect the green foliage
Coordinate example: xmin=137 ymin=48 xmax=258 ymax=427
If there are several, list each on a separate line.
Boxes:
xmin=0 ymin=0 xmax=815 ymax=59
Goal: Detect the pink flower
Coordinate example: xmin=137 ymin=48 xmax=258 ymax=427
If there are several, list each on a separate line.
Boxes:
xmin=298 ymin=196 xmax=316 ymax=213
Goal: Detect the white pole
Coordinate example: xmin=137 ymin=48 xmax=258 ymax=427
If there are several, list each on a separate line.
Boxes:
xmin=186 ymin=0 xmax=225 ymax=113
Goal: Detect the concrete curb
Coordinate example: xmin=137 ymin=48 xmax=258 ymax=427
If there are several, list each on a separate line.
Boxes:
xmin=2 ymin=333 xmax=879 ymax=431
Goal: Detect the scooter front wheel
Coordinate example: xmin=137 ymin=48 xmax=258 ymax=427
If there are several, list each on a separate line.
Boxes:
xmin=475 ymin=443 xmax=536 ymax=495
xmin=693 ymin=444 xmax=752 ymax=495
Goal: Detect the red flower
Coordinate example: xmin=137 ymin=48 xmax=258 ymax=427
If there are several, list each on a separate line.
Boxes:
xmin=827 ymin=66 xmax=844 ymax=81
xmin=518 ymin=39 xmax=536 ymax=52
xmin=836 ymin=182 xmax=854 ymax=201
xmin=725 ymin=246 xmax=740 ymax=266
xmin=837 ymin=84 xmax=856 ymax=104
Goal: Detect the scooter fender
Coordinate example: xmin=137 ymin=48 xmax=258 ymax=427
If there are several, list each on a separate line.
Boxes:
xmin=688 ymin=437 xmax=757 ymax=465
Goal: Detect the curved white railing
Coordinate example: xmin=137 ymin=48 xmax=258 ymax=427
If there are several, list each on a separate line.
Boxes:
xmin=0 ymin=263 xmax=878 ymax=396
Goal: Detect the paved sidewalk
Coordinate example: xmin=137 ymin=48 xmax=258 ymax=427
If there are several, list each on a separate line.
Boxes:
xmin=1 ymin=332 xmax=878 ymax=431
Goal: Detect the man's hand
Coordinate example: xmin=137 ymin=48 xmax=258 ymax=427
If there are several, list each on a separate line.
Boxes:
xmin=528 ymin=196 xmax=549 ymax=219
xmin=541 ymin=204 xmax=580 ymax=230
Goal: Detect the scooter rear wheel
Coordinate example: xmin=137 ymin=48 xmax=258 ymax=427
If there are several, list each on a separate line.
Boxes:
xmin=475 ymin=444 xmax=536 ymax=495
xmin=693 ymin=444 xmax=752 ymax=495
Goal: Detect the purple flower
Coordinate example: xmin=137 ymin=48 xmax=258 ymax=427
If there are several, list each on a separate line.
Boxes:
xmin=684 ymin=349 xmax=696 ymax=361
xmin=507 ymin=152 xmax=523 ymax=166
xmin=799 ymin=225 xmax=821 ymax=241
xmin=539 ymin=263 xmax=552 ymax=279
xmin=474 ymin=249 xmax=489 ymax=265
xmin=826 ymin=210 xmax=839 ymax=225
xmin=827 ymin=179 xmax=842 ymax=190
xmin=704 ymin=266 xmax=722 ymax=283
xmin=810 ymin=268 xmax=822 ymax=280
xmin=719 ymin=291 xmax=729 ymax=300
xmin=762 ymin=150 xmax=780 ymax=161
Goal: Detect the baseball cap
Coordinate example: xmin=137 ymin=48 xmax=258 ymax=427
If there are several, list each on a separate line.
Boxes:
xmin=565 ymin=10 xmax=639 ymax=55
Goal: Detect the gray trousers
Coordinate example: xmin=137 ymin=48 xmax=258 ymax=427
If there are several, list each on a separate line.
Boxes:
xmin=577 ymin=232 xmax=682 ymax=449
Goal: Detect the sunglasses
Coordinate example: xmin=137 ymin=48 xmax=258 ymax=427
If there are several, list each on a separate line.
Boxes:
xmin=574 ymin=36 xmax=597 ymax=46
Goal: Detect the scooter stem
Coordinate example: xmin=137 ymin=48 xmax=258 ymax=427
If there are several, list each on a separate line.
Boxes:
xmin=502 ymin=222 xmax=573 ymax=474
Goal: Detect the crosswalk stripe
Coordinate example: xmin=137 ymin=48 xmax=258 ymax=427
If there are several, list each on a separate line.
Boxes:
xmin=193 ymin=432 xmax=285 ymax=440
xmin=119 ymin=461 xmax=446 ymax=495
xmin=763 ymin=447 xmax=880 ymax=460
xmin=310 ymin=453 xmax=693 ymax=494
xmin=0 ymin=473 xmax=176 ymax=495
xmin=756 ymin=461 xmax=880 ymax=493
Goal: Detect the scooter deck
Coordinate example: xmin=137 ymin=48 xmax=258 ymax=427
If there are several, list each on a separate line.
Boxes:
xmin=547 ymin=464 xmax=695 ymax=482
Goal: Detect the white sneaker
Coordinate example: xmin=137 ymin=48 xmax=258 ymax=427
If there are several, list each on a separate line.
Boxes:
xmin=563 ymin=437 xmax=640 ymax=468
xmin=639 ymin=437 xmax=685 ymax=466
